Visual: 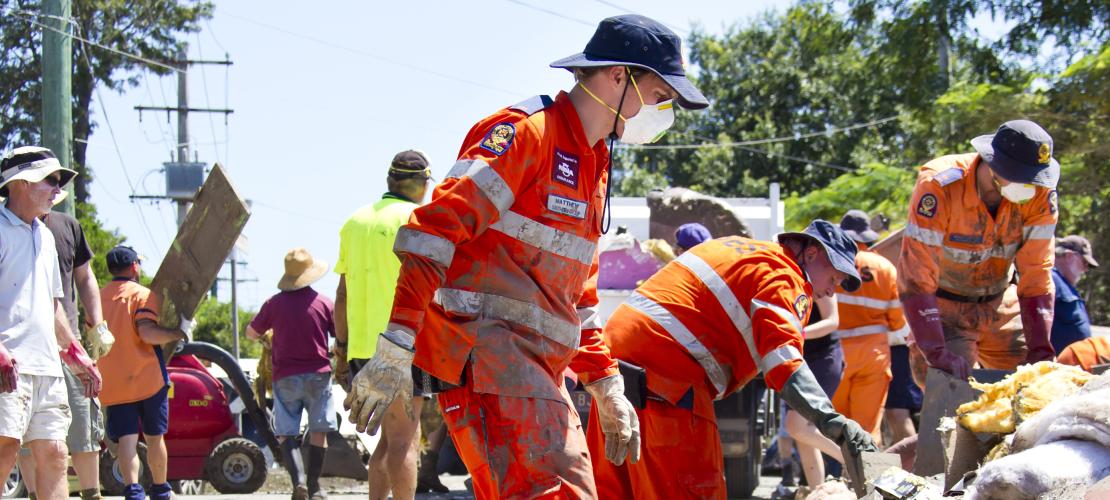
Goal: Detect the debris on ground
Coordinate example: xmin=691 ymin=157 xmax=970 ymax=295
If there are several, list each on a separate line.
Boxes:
xmin=956 ymin=362 xmax=1093 ymax=434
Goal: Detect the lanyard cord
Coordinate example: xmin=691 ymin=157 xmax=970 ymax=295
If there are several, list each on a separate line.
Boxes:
xmin=601 ymin=69 xmax=632 ymax=235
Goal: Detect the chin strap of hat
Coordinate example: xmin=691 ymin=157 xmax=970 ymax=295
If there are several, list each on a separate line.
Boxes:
xmin=601 ymin=68 xmax=632 ymax=235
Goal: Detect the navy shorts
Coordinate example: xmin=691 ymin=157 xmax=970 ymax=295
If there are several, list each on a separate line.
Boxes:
xmin=106 ymin=385 xmax=170 ymax=441
xmin=802 ymin=335 xmax=845 ymax=398
xmin=885 ymin=345 xmax=922 ymax=411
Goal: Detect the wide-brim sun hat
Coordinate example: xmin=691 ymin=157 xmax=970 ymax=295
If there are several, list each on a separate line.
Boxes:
xmin=550 ymin=14 xmax=709 ymax=110
xmin=0 ymin=146 xmax=77 ymax=197
xmin=278 ymin=247 xmax=329 ymax=291
xmin=839 ymin=209 xmax=879 ymax=244
xmin=970 ymin=119 xmax=1059 ymax=189
xmin=777 ymin=219 xmax=862 ymax=292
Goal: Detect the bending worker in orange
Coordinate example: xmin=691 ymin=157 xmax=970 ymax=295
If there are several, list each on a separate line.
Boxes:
xmin=343 ymin=14 xmax=709 ymax=498
xmin=899 ymin=120 xmax=1059 ymax=383
xmin=589 ymin=221 xmax=877 ymax=499
xmin=832 ymin=210 xmax=907 ymax=440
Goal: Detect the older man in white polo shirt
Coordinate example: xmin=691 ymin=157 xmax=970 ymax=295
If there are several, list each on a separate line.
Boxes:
xmin=0 ymin=146 xmax=102 ymax=499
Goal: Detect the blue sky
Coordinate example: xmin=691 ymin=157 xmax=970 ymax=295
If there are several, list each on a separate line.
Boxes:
xmin=82 ymin=0 xmax=789 ymax=310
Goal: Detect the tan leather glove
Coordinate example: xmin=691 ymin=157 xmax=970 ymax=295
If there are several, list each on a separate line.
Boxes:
xmin=344 ymin=331 xmax=414 ymax=434
xmin=86 ymin=321 xmax=116 ymax=360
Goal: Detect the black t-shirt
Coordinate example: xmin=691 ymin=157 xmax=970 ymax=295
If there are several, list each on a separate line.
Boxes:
xmin=43 ymin=212 xmax=93 ymax=334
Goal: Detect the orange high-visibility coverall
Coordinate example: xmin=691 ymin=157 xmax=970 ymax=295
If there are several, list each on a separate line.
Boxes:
xmin=832 ymin=244 xmax=906 ymax=437
xmin=898 ymin=153 xmax=1057 ymax=385
xmin=390 ymin=93 xmax=620 ymax=499
xmin=587 ymin=237 xmax=813 ymax=500
xmin=1058 ymin=336 xmax=1110 ymax=372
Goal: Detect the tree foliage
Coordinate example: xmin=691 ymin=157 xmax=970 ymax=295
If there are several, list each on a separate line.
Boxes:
xmin=192 ymin=296 xmax=261 ymax=359
xmin=0 ymin=0 xmax=212 ymax=202
xmin=785 ymin=163 xmax=914 ymax=231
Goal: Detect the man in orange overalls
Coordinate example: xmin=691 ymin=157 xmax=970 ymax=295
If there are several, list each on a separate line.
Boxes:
xmin=899 ymin=120 xmax=1059 ymax=383
xmin=832 ymin=210 xmax=907 ymax=439
xmin=344 ymin=15 xmax=709 ymax=498
xmin=588 ymin=221 xmax=876 ymax=499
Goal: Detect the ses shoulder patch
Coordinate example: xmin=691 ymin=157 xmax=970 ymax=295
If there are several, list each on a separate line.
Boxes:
xmin=480 ymin=123 xmax=516 ymax=156
xmin=1049 ymin=190 xmax=1058 ymax=214
xmin=509 ymin=95 xmax=553 ymax=116
xmin=916 ymin=193 xmax=938 ymax=218
xmin=794 ymin=294 xmax=810 ymax=321
xmin=931 ymin=168 xmax=964 ymax=187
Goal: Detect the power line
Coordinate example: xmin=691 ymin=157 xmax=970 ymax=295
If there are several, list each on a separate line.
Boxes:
xmin=590 ymin=0 xmax=689 ymax=35
xmin=505 ymin=0 xmax=595 ymax=27
xmin=220 ymin=11 xmax=526 ymax=98
xmin=195 ymin=31 xmax=225 ymax=164
xmin=619 ymin=115 xmax=900 ymax=150
xmin=11 ymin=9 xmax=183 ymax=74
xmin=735 ymin=145 xmax=854 ymax=172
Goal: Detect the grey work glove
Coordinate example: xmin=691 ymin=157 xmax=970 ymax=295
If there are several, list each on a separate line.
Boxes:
xmin=780 ymin=364 xmax=877 ymax=454
xmin=344 ymin=330 xmax=415 ymax=435
xmin=585 ymin=374 xmax=641 ymax=466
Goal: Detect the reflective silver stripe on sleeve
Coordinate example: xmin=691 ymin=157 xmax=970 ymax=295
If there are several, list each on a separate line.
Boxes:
xmin=836 ymin=324 xmax=889 ymax=338
xmin=750 ymin=299 xmax=805 ymax=336
xmin=905 ymin=223 xmax=944 ymax=247
xmin=626 ymin=292 xmax=729 ymax=398
xmin=577 ymin=305 xmax=603 ymax=331
xmin=942 ymin=243 xmax=1019 ymax=264
xmin=836 ymin=294 xmax=901 ymax=310
xmin=393 ymin=228 xmax=456 ymax=268
xmin=674 ymin=252 xmax=759 ymax=369
xmin=433 ymin=288 xmax=579 ymax=349
xmin=445 ymin=159 xmax=515 ymax=214
xmin=490 ymin=210 xmax=596 ymax=265
xmin=1023 ymin=224 xmax=1056 ymax=241
xmin=760 ymin=345 xmax=802 ymax=373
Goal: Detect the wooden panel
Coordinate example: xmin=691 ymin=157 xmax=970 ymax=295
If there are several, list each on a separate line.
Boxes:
xmin=872 ymin=227 xmax=903 ymax=266
xmin=150 ymin=163 xmax=250 ymax=349
xmin=914 ymin=367 xmax=1010 ymax=476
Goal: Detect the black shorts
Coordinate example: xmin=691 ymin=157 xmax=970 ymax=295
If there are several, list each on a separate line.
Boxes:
xmin=348 ymin=358 xmax=432 ymax=398
xmin=802 ymin=335 xmax=845 ymax=398
xmin=885 ymin=345 xmax=923 ymax=411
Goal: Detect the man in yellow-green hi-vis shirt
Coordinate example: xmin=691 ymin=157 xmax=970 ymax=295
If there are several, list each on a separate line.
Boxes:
xmin=334 ymin=149 xmax=431 ymax=499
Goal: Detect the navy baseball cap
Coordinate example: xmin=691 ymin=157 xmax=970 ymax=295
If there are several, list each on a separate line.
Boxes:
xmin=840 ymin=209 xmax=879 ymax=244
xmin=675 ymin=223 xmax=712 ymax=249
xmin=550 ymin=14 xmax=709 ymax=110
xmin=777 ymin=220 xmax=862 ymax=292
xmin=106 ymin=245 xmax=143 ymax=270
xmin=970 ymin=119 xmax=1059 ymax=189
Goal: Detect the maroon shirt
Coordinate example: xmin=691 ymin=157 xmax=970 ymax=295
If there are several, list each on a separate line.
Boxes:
xmin=250 ymin=286 xmax=335 ymax=381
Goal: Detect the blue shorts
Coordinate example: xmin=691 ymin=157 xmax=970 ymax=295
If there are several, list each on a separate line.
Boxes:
xmin=802 ymin=336 xmax=845 ymax=398
xmin=885 ymin=345 xmax=923 ymax=411
xmin=106 ymin=385 xmax=169 ymax=441
xmin=273 ymin=372 xmax=337 ymax=437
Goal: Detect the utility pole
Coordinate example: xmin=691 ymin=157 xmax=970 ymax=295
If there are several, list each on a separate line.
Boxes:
xmin=176 ymin=49 xmax=190 ymax=225
xmin=42 ymin=0 xmax=74 ymax=217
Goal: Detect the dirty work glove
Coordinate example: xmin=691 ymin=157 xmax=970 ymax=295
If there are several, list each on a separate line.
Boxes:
xmin=178 ymin=315 xmax=196 ymax=342
xmin=86 ymin=321 xmax=116 ymax=359
xmin=781 ymin=364 xmax=876 ymax=453
xmin=1019 ymin=294 xmax=1055 ymax=363
xmin=344 ymin=329 xmax=415 ymax=434
xmin=902 ymin=293 xmax=970 ymax=380
xmin=60 ymin=340 xmax=102 ymax=398
xmin=334 ymin=344 xmax=351 ymax=392
xmin=585 ymin=374 xmax=641 ymax=466
xmin=0 ymin=344 xmax=17 ymax=393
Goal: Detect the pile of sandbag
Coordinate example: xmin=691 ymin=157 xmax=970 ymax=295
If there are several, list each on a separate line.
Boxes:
xmin=967 ymin=369 xmax=1110 ymax=499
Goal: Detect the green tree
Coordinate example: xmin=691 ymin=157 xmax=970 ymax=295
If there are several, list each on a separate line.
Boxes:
xmin=191 ymin=297 xmax=261 ymax=358
xmin=0 ymin=0 xmax=213 ymax=203
xmin=76 ymin=200 xmax=124 ymax=284
xmin=784 ymin=163 xmax=915 ymax=231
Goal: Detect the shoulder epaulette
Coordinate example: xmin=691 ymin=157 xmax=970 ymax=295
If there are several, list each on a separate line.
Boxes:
xmin=509 ymin=95 xmax=553 ymax=116
xmin=931 ymin=168 xmax=964 ymax=187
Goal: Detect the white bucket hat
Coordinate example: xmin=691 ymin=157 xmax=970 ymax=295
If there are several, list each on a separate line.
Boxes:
xmin=0 ymin=146 xmax=77 ymax=197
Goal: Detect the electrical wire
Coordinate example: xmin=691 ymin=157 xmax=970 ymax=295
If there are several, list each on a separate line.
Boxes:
xmin=618 ymin=115 xmax=900 ymax=150
xmin=10 ymin=10 xmax=183 ymax=74
xmin=505 ymin=0 xmax=595 ymax=27
xmin=590 ymin=0 xmax=689 ymax=35
xmin=220 ymin=11 xmax=526 ymax=98
xmin=195 ymin=31 xmax=224 ymax=164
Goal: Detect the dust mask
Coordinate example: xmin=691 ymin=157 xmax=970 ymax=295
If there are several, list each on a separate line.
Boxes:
xmin=579 ymin=70 xmax=675 ymax=145
xmin=999 ymin=182 xmax=1036 ymax=204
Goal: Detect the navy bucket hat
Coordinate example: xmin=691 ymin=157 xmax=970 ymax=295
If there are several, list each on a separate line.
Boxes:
xmin=777 ymin=220 xmax=862 ymax=292
xmin=970 ymin=119 xmax=1059 ymax=189
xmin=550 ymin=14 xmax=709 ymax=110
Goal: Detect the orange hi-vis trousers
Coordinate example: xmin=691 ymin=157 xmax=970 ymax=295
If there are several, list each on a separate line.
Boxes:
xmin=831 ymin=333 xmax=891 ymax=438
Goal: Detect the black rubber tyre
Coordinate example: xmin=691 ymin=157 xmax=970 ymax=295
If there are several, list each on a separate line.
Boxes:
xmin=4 ymin=465 xmax=26 ymax=498
xmin=724 ymin=454 xmax=761 ymax=499
xmin=100 ymin=442 xmax=153 ymax=496
xmin=205 ymin=437 xmax=267 ymax=494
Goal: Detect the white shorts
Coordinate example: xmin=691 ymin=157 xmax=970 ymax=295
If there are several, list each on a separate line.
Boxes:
xmin=0 ymin=374 xmax=71 ymax=443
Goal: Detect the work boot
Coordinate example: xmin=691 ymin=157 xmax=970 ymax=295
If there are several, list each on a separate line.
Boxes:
xmin=79 ymin=488 xmax=103 ymax=500
xmin=281 ymin=438 xmax=307 ymax=492
xmin=122 ymin=483 xmax=146 ymax=500
xmin=416 ymin=449 xmax=449 ymax=493
xmin=306 ymin=444 xmax=327 ymax=500
xmin=149 ymin=482 xmax=173 ymax=500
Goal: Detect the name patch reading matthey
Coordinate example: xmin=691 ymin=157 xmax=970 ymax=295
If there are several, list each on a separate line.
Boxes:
xmin=547 ymin=194 xmax=588 ymax=219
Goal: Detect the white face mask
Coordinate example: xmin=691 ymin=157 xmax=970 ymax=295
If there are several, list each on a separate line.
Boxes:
xmin=1000 ymin=182 xmax=1036 ymax=204
xmin=620 ymin=99 xmax=674 ymax=145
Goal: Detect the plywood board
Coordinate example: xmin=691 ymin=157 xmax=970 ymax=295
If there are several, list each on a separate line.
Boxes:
xmin=150 ymin=163 xmax=250 ymax=351
xmin=914 ymin=367 xmax=1009 ymax=476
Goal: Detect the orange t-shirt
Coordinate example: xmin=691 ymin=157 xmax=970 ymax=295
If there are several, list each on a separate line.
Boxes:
xmin=98 ymin=278 xmax=167 ymax=406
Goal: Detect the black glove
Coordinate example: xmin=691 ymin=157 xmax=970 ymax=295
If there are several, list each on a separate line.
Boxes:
xmin=780 ymin=364 xmax=877 ymax=453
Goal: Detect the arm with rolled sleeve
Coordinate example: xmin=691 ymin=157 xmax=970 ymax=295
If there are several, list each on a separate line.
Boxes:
xmin=570 ymin=254 xmax=619 ymax=384
xmin=1016 ymin=188 xmax=1059 ymax=362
